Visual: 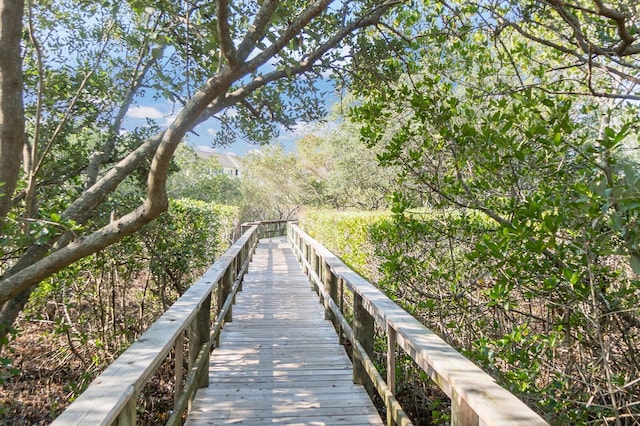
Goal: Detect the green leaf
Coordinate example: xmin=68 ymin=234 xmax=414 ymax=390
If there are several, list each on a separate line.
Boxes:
xmin=630 ymin=255 xmax=640 ymax=275
xmin=604 ymin=126 xmax=616 ymax=139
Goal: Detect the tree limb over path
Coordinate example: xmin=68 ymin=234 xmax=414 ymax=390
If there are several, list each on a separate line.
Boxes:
xmin=0 ymin=0 xmax=403 ymax=321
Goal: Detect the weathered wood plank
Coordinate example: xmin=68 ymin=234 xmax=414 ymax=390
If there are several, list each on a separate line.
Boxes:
xmin=188 ymin=407 xmax=383 ymax=424
xmin=203 ymin=377 xmax=360 ymax=387
xmin=51 ymin=227 xmax=260 ymax=426
xmin=186 ymin=237 xmax=381 ymax=426
xmin=187 ymin=414 xmax=382 ymax=426
xmin=205 ymin=367 xmax=353 ymax=377
xmin=290 ymin=224 xmax=549 ymax=426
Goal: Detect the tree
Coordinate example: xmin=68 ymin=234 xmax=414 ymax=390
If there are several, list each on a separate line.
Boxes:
xmin=347 ymin=0 xmax=640 ymax=422
xmin=240 ymin=144 xmax=307 ymax=220
xmin=0 ymin=0 xmax=25 ymax=232
xmin=488 ymin=0 xmax=640 ymax=100
xmin=296 ymin=117 xmax=397 ymax=209
xmin=167 ymin=145 xmax=241 ymax=204
xmin=0 ymin=0 xmax=404 ymax=345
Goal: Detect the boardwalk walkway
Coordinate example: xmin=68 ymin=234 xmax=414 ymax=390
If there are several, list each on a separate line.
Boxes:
xmin=185 ymin=236 xmax=383 ymax=425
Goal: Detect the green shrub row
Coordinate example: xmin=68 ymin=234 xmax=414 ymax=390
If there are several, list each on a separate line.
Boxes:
xmin=20 ymin=199 xmax=239 ymax=398
xmin=300 ymin=207 xmax=640 ymax=424
xmin=300 ymin=209 xmax=391 ymax=279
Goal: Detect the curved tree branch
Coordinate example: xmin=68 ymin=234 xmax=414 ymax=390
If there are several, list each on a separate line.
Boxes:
xmin=236 ymin=0 xmax=279 ymax=61
xmin=0 ymin=0 xmax=407 ymax=333
xmin=216 ymin=0 xmax=238 ymax=67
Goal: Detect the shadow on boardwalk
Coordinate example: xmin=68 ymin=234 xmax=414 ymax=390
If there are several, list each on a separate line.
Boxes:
xmin=185 ymin=237 xmax=383 ymax=426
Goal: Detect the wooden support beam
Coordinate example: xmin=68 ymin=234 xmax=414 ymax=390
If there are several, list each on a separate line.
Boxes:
xmin=115 ymin=394 xmax=136 ymax=426
xmin=223 ymin=267 xmax=233 ymax=323
xmin=322 ymin=260 xmax=337 ymax=326
xmin=174 ymin=333 xmax=184 ymax=413
xmin=452 ymin=388 xmax=480 ymax=426
xmin=353 ymin=292 xmax=374 ymax=395
xmin=387 ymin=324 xmax=397 ymax=426
xmin=189 ymin=294 xmax=211 ymax=389
xmin=302 ymin=242 xmax=309 ymax=274
xmin=339 ymin=278 xmax=345 ymax=345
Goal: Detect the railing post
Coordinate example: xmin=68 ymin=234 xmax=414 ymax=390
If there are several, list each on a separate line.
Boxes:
xmin=238 ymin=246 xmax=245 ymax=292
xmin=387 ymin=324 xmax=397 ymax=426
xmin=302 ymin=241 xmax=309 ymax=274
xmin=115 ymin=396 xmax=136 ymax=426
xmin=232 ymin=258 xmax=239 ymax=304
xmin=240 ymin=223 xmax=252 ymax=235
xmin=338 ymin=278 xmax=345 ymax=345
xmin=174 ymin=333 xmax=184 ymax=413
xmin=189 ymin=294 xmax=211 ymax=389
xmin=309 ymin=247 xmax=317 ymax=292
xmin=313 ymin=250 xmax=321 ymax=296
xmin=353 ymin=292 xmax=374 ymax=395
xmin=322 ymin=260 xmax=337 ymax=326
xmin=452 ymin=390 xmax=479 ymax=426
xmin=220 ymin=266 xmax=233 ymax=323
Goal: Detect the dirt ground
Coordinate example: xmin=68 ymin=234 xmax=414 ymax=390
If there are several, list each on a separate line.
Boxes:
xmin=1 ymin=319 xmax=88 ymax=424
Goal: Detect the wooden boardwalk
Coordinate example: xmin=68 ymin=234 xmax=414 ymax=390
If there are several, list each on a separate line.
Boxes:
xmin=186 ymin=236 xmax=383 ymax=426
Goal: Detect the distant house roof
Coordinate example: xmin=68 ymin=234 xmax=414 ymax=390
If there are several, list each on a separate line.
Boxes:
xmin=194 ymin=147 xmax=243 ymax=176
xmin=215 ymin=153 xmax=243 ymax=169
xmin=195 ymin=148 xmax=242 ymax=167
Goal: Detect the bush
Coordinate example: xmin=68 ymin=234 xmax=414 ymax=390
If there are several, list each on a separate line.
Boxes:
xmin=19 ymin=199 xmax=238 ymax=392
xmin=300 ymin=209 xmax=391 ymax=278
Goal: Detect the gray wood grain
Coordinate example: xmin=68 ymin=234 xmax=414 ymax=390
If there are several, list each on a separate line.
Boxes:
xmin=186 ymin=237 xmax=383 ymax=426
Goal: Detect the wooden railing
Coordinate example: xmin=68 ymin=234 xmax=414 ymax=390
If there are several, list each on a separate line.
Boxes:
xmin=51 ymin=219 xmax=549 ymax=426
xmin=288 ymin=223 xmax=549 ymax=426
xmin=240 ymin=218 xmax=293 ymax=239
xmin=51 ymin=222 xmax=283 ymax=425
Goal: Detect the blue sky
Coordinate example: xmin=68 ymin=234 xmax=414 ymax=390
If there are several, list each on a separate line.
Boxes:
xmin=123 ymin=77 xmax=341 ymax=156
xmin=124 ymin=102 xmax=311 ymax=155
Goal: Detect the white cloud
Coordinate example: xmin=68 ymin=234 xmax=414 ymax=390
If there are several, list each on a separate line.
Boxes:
xmin=207 ymin=128 xmax=217 ymax=137
xmin=289 ymin=121 xmax=316 ymax=137
xmin=163 ymin=113 xmax=179 ymax=126
xmin=195 ymin=145 xmax=218 ymax=154
xmin=126 ymin=106 xmax=165 ymax=119
xmin=214 ymin=107 xmax=238 ymax=119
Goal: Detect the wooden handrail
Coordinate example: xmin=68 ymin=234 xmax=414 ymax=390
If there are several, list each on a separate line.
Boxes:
xmin=288 ymin=223 xmax=549 ymax=426
xmin=51 ymin=224 xmax=262 ymax=425
xmin=241 ymin=219 xmax=296 ymax=239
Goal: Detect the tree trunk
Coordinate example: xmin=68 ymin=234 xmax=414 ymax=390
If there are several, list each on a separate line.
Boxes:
xmin=0 ymin=0 xmax=25 ymax=230
xmin=0 ymin=0 xmax=402 ymax=352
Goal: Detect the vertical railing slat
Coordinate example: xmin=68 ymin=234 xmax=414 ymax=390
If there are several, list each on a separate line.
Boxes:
xmin=387 ymin=324 xmax=397 ymax=426
xmin=452 ymin=388 xmax=480 ymax=426
xmin=115 ymin=395 xmax=136 ymax=426
xmin=189 ymin=294 xmax=211 ymax=389
xmin=174 ymin=333 xmax=184 ymax=413
xmin=339 ymin=277 xmax=344 ymax=345
xmin=353 ymin=292 xmax=375 ymax=395
xmin=322 ymin=260 xmax=336 ymax=325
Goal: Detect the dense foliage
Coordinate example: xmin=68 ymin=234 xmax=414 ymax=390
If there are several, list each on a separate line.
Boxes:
xmin=343 ymin=1 xmax=640 ymax=423
xmin=239 ymin=122 xmax=396 ymax=221
xmin=301 ymin=209 xmax=390 ymax=277
xmin=0 ymin=0 xmax=402 ymax=349
xmin=1 ymin=199 xmax=237 ymax=421
xmin=167 ymin=145 xmax=242 ymax=205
